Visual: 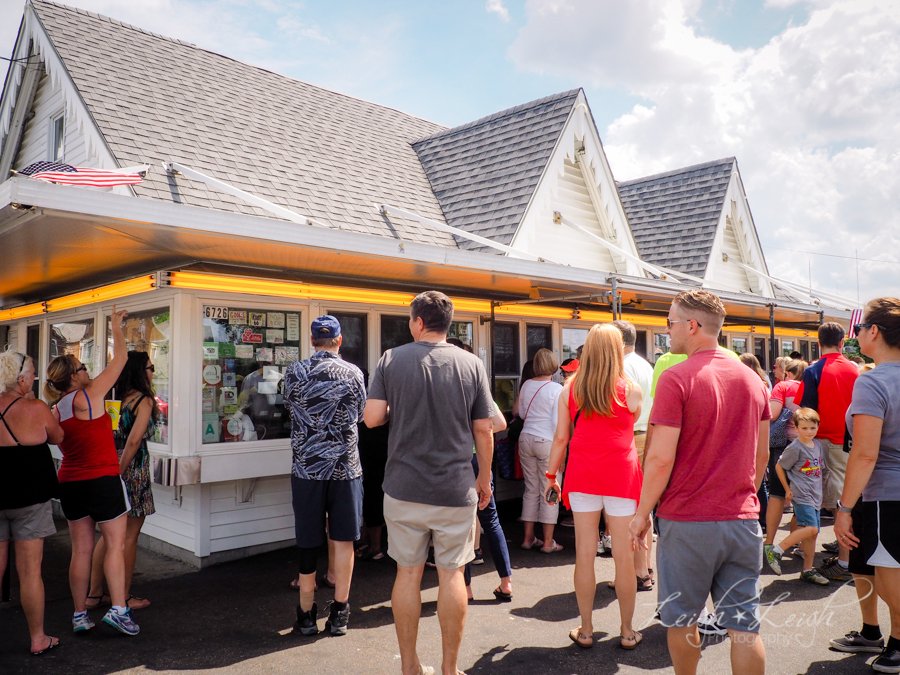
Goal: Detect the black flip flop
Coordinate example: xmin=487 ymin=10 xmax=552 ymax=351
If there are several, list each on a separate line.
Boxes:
xmin=31 ymin=636 xmax=59 ymax=656
xmin=492 ymin=587 xmax=512 ymax=602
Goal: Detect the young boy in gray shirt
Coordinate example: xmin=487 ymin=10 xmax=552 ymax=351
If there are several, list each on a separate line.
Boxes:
xmin=764 ymin=408 xmax=829 ymax=585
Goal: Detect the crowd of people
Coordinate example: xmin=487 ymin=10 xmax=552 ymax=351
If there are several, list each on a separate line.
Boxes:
xmin=1 ymin=290 xmax=898 ymax=675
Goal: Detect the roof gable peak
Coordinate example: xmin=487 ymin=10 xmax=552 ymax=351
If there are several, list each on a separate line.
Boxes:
xmin=618 ymin=157 xmax=735 ymax=187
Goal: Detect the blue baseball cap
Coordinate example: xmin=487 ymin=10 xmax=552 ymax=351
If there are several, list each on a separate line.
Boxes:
xmin=311 ymin=315 xmax=341 ymax=339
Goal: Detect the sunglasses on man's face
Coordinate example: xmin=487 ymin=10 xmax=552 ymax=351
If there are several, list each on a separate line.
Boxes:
xmin=854 ymin=323 xmax=884 ymax=335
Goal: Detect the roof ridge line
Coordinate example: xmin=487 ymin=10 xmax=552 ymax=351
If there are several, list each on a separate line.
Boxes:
xmin=617 ymin=157 xmax=735 ymax=187
xmin=412 ymin=89 xmax=581 ymax=145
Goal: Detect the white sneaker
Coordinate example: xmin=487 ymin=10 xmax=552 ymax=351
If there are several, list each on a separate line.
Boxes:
xmin=600 ymin=534 xmax=612 ymax=552
xmin=697 ymin=608 xmax=728 ymax=636
xmin=596 ymin=539 xmax=606 ymax=556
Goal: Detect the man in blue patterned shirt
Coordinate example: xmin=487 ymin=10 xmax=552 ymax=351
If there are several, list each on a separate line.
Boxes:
xmin=283 ymin=315 xmax=366 ymax=637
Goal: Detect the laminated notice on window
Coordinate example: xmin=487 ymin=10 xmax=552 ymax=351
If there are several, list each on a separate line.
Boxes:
xmin=241 ymin=329 xmax=263 ymax=343
xmin=221 ymin=387 xmax=237 ymax=405
xmin=222 ymin=372 xmax=236 ymax=387
xmin=286 ymin=314 xmax=300 ymax=341
xmin=203 ymin=343 xmax=219 ymax=360
xmin=256 ymin=348 xmax=274 ymax=362
xmin=229 ymin=310 xmax=247 ymax=324
xmin=266 ymin=329 xmax=284 ymax=344
xmin=275 ymin=346 xmax=299 ymax=365
xmin=235 ymin=345 xmax=254 ymax=359
xmin=219 ymin=343 xmax=236 ymax=358
xmin=267 ymin=312 xmax=285 ymax=328
xmin=202 ymin=413 xmax=220 ymax=444
xmin=203 ymin=365 xmax=222 ymax=385
xmin=249 ymin=313 xmax=266 ymax=328
xmin=258 ymin=381 xmax=278 ymax=395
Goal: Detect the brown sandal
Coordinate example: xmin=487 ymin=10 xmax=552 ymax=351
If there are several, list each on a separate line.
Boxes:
xmin=568 ymin=627 xmax=593 ymax=649
xmin=620 ymin=630 xmax=643 ymax=650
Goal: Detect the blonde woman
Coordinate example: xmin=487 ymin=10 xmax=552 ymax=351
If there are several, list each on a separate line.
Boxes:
xmin=545 ymin=324 xmax=643 ymax=649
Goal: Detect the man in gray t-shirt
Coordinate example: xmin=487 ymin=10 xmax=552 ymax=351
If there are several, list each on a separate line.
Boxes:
xmin=364 ymin=291 xmax=494 ymax=675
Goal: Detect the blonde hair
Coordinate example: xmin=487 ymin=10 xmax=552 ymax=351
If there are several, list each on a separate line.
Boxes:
xmin=532 ymin=348 xmax=558 ymax=377
xmin=0 ymin=350 xmax=31 ymax=394
xmin=793 ymin=407 xmax=820 ymax=426
xmin=44 ymin=354 xmax=79 ymax=405
xmin=571 ymin=324 xmax=627 ymax=417
xmin=775 ymin=356 xmax=791 ymax=372
xmin=672 ymin=289 xmax=726 ymax=334
xmin=785 ymin=359 xmax=806 ymax=380
xmin=860 ymin=362 xmax=876 ymax=374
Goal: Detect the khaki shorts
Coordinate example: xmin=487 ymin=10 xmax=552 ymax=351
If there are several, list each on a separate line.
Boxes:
xmin=821 ymin=439 xmax=847 ymax=509
xmin=634 ymin=432 xmax=647 ymax=467
xmin=384 ymin=494 xmax=476 ymax=570
xmin=0 ymin=501 xmax=56 ymax=542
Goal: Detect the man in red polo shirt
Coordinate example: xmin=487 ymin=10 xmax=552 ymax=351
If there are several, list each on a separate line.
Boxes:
xmin=796 ymin=322 xmax=858 ymax=581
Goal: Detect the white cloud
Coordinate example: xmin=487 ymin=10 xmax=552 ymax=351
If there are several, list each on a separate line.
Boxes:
xmin=510 ymin=0 xmax=900 ymax=303
xmin=487 ymin=0 xmax=510 ymax=22
xmin=276 ymin=15 xmax=331 ymax=44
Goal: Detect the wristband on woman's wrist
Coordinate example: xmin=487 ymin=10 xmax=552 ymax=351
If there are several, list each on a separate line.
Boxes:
xmin=545 ymin=471 xmax=557 ymax=479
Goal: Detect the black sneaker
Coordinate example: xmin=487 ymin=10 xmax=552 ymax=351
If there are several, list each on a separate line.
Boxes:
xmin=472 ymin=548 xmax=485 ymax=565
xmin=294 ymin=603 xmax=318 ymax=636
xmin=829 ymin=630 xmax=884 ymax=653
xmin=817 ymin=557 xmax=851 ymax=582
xmin=822 ymin=540 xmax=840 ymax=554
xmin=326 ymin=602 xmax=350 ymax=636
xmin=873 ymin=647 xmax=900 ymax=673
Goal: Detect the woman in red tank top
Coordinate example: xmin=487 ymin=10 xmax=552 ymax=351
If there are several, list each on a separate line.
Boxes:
xmin=45 ymin=308 xmax=140 ymax=636
xmin=545 ymin=324 xmax=644 ymax=650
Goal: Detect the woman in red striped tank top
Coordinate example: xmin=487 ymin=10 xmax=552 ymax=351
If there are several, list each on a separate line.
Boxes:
xmin=545 ymin=323 xmax=644 ymax=650
xmin=45 ymin=307 xmax=140 ymax=636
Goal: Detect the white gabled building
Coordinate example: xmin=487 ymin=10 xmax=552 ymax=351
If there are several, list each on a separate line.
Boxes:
xmin=0 ymin=0 xmax=847 ymax=566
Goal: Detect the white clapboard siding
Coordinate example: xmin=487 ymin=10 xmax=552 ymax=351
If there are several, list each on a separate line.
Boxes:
xmin=208 ymin=476 xmax=294 ymax=554
xmin=15 ymin=73 xmax=91 ymax=170
xmin=141 ymin=485 xmax=196 ymax=553
xmin=708 ymin=217 xmax=753 ymax=291
xmin=515 ymin=159 xmax=618 ymax=271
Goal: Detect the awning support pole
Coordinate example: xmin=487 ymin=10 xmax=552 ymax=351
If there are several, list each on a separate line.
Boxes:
xmin=769 ymin=304 xmax=777 ymax=375
xmin=611 ymin=278 xmax=619 ymax=320
xmin=490 ymin=301 xmax=496 ymax=399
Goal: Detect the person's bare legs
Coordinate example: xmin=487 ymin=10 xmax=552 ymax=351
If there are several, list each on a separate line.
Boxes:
xmin=368 ymin=525 xmax=384 ymax=554
xmin=854 ymin=574 xmax=879 ymax=625
xmin=326 ymin=535 xmax=336 ymax=585
xmin=123 ymin=516 xmax=145 ymax=596
xmin=436 ymin=565 xmax=468 ymax=675
xmin=727 ymin=629 xmax=765 ymax=675
xmin=13 ymin=538 xmax=55 ymax=652
xmin=635 ymin=537 xmax=649 ymax=578
xmin=87 ymin=534 xmax=106 ymax=600
xmin=542 ymin=522 xmax=555 ymax=548
xmin=875 ymin=567 xmax=900 ymax=640
xmin=765 ymin=496 xmax=785 ymax=546
xmin=573 ymin=510 xmax=602 ymax=638
xmin=474 ymin=520 xmax=482 ymax=551
xmin=68 ymin=518 xmax=98 ymax=613
xmin=522 ymin=520 xmax=538 ymax=547
xmin=331 ymin=540 xmax=354 ymax=604
xmin=392 ymin=563 xmax=426 ymax=675
xmin=97 ymin=515 xmax=128 ymax=608
xmin=668 ymin=624 xmax=702 ymax=675
xmin=608 ymin=514 xmax=638 ymax=642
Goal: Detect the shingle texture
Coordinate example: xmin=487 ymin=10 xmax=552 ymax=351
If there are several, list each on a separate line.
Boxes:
xmin=412 ymin=91 xmax=579 ymax=253
xmin=618 ymin=158 xmax=735 ymax=276
xmin=30 ymin=0 xmax=456 ymax=246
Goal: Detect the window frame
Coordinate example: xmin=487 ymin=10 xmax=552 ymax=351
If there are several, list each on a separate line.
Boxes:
xmin=48 ymin=110 xmax=65 ymax=162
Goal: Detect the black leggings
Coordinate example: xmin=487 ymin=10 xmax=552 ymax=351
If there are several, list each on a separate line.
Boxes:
xmin=298 ymin=546 xmax=319 ymax=575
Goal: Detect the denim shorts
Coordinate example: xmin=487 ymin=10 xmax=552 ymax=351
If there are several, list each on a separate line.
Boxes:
xmin=657 ymin=518 xmax=763 ymax=633
xmin=792 ymin=502 xmax=820 ymax=529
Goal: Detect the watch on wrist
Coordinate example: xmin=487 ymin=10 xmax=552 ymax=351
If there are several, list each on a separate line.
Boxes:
xmin=836 ymin=500 xmax=854 ymax=514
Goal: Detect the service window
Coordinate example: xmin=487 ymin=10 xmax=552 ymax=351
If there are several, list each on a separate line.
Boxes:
xmin=526 ymin=324 xmax=552 ymax=360
xmin=811 ymin=342 xmax=820 ymax=361
xmin=105 ymin=308 xmax=170 ymax=442
xmin=799 ymin=340 xmax=810 ymax=362
xmin=380 ymin=315 xmax=413 ymax=355
xmin=51 ymin=319 xmax=95 ymax=375
xmin=653 ymin=332 xmax=670 ymax=361
xmin=328 ymin=312 xmax=368 ymax=373
xmin=754 ymin=337 xmax=768 ymax=371
xmin=562 ymin=327 xmax=589 ymax=362
xmin=635 ymin=330 xmax=649 ymax=360
xmin=201 ymin=305 xmax=302 ymax=444
xmin=732 ymin=337 xmax=747 ymax=355
xmin=782 ymin=340 xmax=794 ymax=356
xmin=493 ymin=322 xmax=520 ymax=375
xmin=448 ymin=321 xmax=474 ymax=348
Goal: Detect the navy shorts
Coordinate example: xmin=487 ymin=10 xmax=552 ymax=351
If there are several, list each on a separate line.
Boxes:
xmin=657 ymin=518 xmax=763 ymax=633
xmin=58 ymin=475 xmax=130 ymax=523
xmin=793 ymin=502 xmax=820 ymax=529
xmin=849 ymin=499 xmax=875 ymax=576
xmin=291 ymin=475 xmax=363 ymax=549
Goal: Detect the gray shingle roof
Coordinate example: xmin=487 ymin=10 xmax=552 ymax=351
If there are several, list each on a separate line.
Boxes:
xmin=617 ymin=158 xmax=735 ymax=276
xmin=412 ymin=90 xmax=579 ymax=253
xmin=29 ymin=0 xmax=457 ymax=247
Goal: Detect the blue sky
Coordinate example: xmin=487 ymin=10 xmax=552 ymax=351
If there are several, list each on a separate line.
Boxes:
xmin=2 ymin=0 xmax=897 ymax=302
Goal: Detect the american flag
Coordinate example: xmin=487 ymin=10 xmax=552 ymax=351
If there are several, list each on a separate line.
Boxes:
xmin=848 ymin=308 xmax=864 ymax=338
xmin=17 ymin=161 xmax=146 ymax=187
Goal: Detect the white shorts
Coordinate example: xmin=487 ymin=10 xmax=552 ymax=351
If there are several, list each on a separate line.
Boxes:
xmin=568 ymin=492 xmax=637 ymax=516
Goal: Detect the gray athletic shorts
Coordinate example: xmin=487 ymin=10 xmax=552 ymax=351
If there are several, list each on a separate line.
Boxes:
xmin=0 ymin=501 xmax=56 ymax=542
xmin=657 ymin=517 xmax=763 ymax=633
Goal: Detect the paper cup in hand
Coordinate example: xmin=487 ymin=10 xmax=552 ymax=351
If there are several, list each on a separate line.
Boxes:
xmin=106 ymin=400 xmax=121 ymax=430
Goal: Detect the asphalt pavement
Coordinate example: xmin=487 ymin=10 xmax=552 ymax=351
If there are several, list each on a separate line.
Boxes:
xmin=0 ymin=505 xmax=889 ymax=675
